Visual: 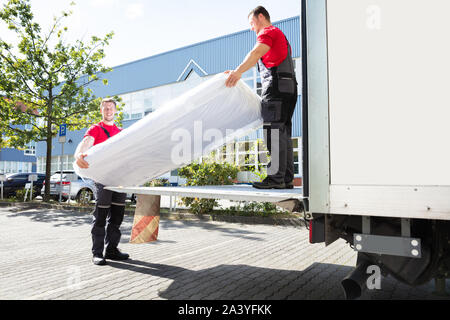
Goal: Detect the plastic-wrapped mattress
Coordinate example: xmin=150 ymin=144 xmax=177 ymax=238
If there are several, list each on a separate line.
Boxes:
xmin=74 ymin=73 xmax=263 ymax=187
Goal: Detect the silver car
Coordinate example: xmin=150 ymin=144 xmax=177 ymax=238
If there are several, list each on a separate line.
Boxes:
xmin=41 ymin=171 xmax=95 ymax=202
xmin=41 ymin=171 xmax=135 ymax=203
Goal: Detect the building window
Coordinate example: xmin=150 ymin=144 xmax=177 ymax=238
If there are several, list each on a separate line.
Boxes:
xmin=37 ymin=155 xmax=75 ymax=174
xmin=204 ymin=139 xmax=269 ymax=174
xmin=256 ymin=81 xmax=262 ymax=96
xmin=240 ymin=67 xmax=258 ymax=94
xmin=244 ymin=80 xmax=254 ymax=89
xmin=143 ymin=91 xmax=153 ymax=109
xmin=5 ymin=161 xmax=11 ymax=173
xmin=11 ymin=162 xmax=18 ymax=173
xmin=292 ymin=137 xmax=302 ymax=177
xmin=24 ymin=142 xmax=36 ymax=156
xmin=37 ymin=157 xmax=45 ymax=173
xmin=24 ymin=149 xmax=35 ymax=156
xmin=219 ymin=143 xmax=236 ymax=164
xmin=294 ymin=58 xmax=302 ymax=93
xmin=0 ymin=161 xmax=33 ymax=174
xmin=120 ymin=89 xmax=155 ymax=121
xmin=257 ymin=140 xmax=269 ymax=172
xmin=236 ymin=141 xmax=259 ymax=171
xmin=202 ymin=137 xmax=301 ymax=178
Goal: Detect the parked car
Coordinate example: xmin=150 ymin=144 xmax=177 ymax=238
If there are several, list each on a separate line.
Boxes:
xmin=41 ymin=171 xmax=135 ymax=203
xmin=1 ymin=173 xmax=46 ymax=198
xmin=41 ymin=171 xmax=96 ymax=202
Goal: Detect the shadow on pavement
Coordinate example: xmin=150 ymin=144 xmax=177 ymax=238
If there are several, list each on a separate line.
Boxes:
xmin=145 ymin=220 xmax=267 ymax=241
xmin=3 ymin=207 xmax=268 ymax=241
xmin=106 ymin=259 xmax=447 ymax=300
xmin=6 ymin=207 xmax=93 ymax=227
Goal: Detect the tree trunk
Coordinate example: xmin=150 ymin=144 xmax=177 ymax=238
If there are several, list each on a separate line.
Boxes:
xmin=44 ymin=89 xmax=53 ymax=202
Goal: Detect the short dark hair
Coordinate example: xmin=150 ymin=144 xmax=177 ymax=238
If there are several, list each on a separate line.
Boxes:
xmin=248 ymin=6 xmax=271 ymax=22
xmin=101 ymin=98 xmax=117 ymax=109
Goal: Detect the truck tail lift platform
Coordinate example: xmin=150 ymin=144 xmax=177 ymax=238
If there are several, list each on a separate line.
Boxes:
xmin=106 ymin=185 xmax=305 ymax=219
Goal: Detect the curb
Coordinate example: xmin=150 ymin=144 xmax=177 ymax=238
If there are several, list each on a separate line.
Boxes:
xmin=0 ymin=201 xmax=306 ymax=228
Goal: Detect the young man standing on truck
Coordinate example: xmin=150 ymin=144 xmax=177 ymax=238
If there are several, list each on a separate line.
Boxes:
xmin=75 ymin=98 xmax=129 ymax=266
xmin=225 ymin=6 xmax=298 ymax=189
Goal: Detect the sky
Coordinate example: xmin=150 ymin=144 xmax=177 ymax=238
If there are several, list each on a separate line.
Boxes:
xmin=0 ymin=0 xmax=301 ymax=68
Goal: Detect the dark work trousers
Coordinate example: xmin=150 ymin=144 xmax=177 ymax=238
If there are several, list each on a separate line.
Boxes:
xmin=263 ymin=92 xmax=298 ymax=185
xmin=91 ymin=183 xmax=127 ymax=256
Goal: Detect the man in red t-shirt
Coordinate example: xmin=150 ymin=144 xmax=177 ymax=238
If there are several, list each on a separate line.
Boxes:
xmin=225 ymin=6 xmax=298 ymax=189
xmin=75 ymin=98 xmax=129 ymax=266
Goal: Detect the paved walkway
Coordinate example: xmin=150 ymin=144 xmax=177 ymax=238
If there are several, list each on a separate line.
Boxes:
xmin=0 ymin=206 xmax=448 ymax=300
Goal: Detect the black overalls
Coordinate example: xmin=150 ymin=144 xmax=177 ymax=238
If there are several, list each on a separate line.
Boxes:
xmin=91 ymin=124 xmax=127 ymax=256
xmin=258 ymin=36 xmax=298 ymax=184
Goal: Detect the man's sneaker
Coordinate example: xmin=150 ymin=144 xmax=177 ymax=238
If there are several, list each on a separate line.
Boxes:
xmin=92 ymin=255 xmax=107 ymax=266
xmin=285 ymin=181 xmax=294 ymax=189
xmin=252 ymin=179 xmax=286 ymax=189
xmin=104 ymin=248 xmax=130 ymax=261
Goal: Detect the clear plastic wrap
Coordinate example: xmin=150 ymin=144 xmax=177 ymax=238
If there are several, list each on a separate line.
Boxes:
xmin=74 ymin=73 xmax=263 ymax=187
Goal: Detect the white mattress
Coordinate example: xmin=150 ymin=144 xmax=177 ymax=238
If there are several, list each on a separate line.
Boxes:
xmin=74 ymin=73 xmax=263 ymax=187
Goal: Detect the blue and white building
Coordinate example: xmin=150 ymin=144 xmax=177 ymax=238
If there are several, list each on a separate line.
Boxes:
xmin=35 ymin=16 xmax=303 ymax=184
xmin=0 ymin=123 xmax=36 ymax=174
xmin=0 ymin=146 xmax=36 ymax=174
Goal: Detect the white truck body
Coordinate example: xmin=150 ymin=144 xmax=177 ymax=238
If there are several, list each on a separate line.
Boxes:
xmin=303 ymin=0 xmax=450 ymax=221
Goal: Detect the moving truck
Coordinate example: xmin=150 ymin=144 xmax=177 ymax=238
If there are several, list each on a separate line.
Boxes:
xmin=302 ymin=0 xmax=450 ymax=298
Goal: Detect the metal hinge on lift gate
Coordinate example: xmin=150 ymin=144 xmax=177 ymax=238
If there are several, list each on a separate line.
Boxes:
xmin=353 ymin=217 xmax=422 ymax=258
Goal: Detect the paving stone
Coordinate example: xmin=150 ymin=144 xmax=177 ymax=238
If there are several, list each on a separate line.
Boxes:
xmin=0 ymin=206 xmax=448 ymax=300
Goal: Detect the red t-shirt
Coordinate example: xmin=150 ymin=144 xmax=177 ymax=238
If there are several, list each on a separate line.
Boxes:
xmin=257 ymin=26 xmax=289 ymax=68
xmin=84 ymin=121 xmax=122 ymax=146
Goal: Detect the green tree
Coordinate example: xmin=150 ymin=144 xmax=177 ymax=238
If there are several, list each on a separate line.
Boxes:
xmin=0 ymin=0 xmax=121 ymax=201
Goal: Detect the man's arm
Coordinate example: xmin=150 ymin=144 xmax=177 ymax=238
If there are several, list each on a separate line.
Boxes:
xmin=225 ymin=42 xmax=270 ymax=88
xmin=75 ymin=136 xmax=95 ymax=169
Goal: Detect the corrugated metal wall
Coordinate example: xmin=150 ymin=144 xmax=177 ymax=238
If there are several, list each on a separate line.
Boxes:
xmin=90 ymin=16 xmax=301 ymax=97
xmin=0 ymin=149 xmax=36 ymax=163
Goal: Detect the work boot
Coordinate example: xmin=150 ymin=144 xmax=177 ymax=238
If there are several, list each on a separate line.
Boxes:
xmin=285 ymin=181 xmax=294 ymax=189
xmin=104 ymin=248 xmax=130 ymax=261
xmin=92 ymin=254 xmax=107 ymax=266
xmin=252 ymin=178 xmax=286 ymax=190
